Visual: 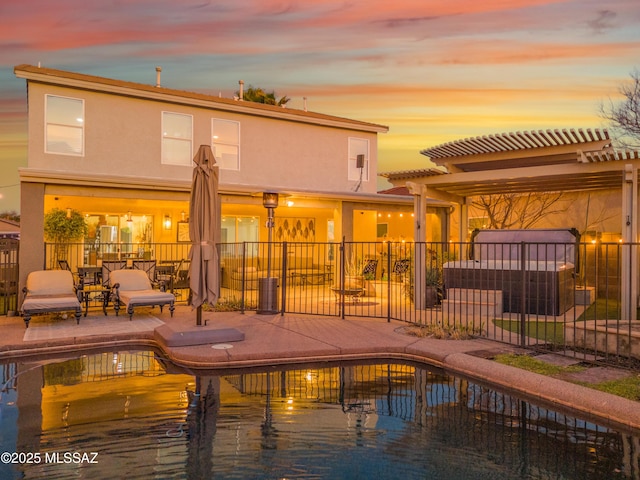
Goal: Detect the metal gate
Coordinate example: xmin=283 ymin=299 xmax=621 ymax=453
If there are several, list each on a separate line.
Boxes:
xmin=0 ymin=238 xmax=19 ymax=315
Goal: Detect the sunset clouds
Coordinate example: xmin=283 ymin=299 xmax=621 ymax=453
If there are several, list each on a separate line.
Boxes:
xmin=1 ymin=0 xmax=639 ymax=211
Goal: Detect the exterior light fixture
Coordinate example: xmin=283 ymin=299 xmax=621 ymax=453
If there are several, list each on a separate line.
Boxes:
xmin=181 ymin=210 xmax=186 ymax=221
xmin=163 ymin=215 xmax=172 ymax=230
xmin=126 ymin=211 xmax=133 ymax=222
xmin=262 ymin=191 xmax=279 ymax=209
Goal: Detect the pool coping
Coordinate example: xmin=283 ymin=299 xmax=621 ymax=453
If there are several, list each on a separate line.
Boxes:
xmin=0 ymin=308 xmax=638 ymax=435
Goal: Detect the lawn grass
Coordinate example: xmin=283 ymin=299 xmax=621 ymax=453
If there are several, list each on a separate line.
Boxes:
xmin=585 ymin=376 xmax=640 ymax=401
xmin=494 ymin=353 xmax=585 ymax=376
xmin=495 ymin=353 xmax=640 ymax=401
xmin=492 ymin=319 xmax=565 ymax=343
xmin=576 ymin=298 xmax=621 ymax=321
xmin=576 ymin=298 xmax=640 ymax=321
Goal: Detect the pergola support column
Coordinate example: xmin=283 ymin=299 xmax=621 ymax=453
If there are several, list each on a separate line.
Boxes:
xmin=408 ymin=182 xmax=427 ymax=309
xmin=621 ymin=164 xmax=639 ymax=320
xmin=458 ymin=199 xmax=469 ymax=259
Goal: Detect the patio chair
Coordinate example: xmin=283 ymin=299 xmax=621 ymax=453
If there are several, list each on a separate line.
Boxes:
xmin=173 ymin=260 xmax=191 ymax=302
xmin=58 ymin=259 xmax=71 ymax=272
xmin=157 ymin=259 xmax=191 ymax=302
xmin=362 ymin=259 xmax=378 ymax=279
xmin=58 ymin=259 xmax=81 ymax=283
xmin=392 ymin=258 xmax=411 ymax=295
xmin=101 ymin=260 xmax=126 ymax=288
xmin=21 ymin=270 xmax=82 ymax=328
xmin=132 ymin=259 xmax=156 ymax=283
xmin=392 ymin=258 xmax=410 ymax=282
xmin=109 ymin=269 xmax=175 ymax=320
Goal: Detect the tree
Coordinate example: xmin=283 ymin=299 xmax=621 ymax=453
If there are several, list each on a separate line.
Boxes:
xmin=470 ymin=192 xmax=569 ymax=230
xmin=44 ymin=208 xmax=87 ymax=243
xmin=0 ymin=211 xmax=19 ymax=222
xmin=599 ymin=69 xmax=640 ymax=149
xmin=236 ymin=85 xmax=290 ymax=107
xmin=44 ymin=208 xmax=87 ymax=266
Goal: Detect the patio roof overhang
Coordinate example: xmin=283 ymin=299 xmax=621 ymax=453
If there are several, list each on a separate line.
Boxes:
xmin=21 ymin=167 xmax=449 ymax=209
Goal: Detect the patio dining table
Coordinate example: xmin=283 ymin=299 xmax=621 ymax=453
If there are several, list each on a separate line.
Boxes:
xmin=77 ymin=265 xmax=110 ymax=316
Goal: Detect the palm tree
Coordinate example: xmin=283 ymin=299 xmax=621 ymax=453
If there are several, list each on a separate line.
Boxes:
xmin=237 ymin=85 xmax=290 ymax=107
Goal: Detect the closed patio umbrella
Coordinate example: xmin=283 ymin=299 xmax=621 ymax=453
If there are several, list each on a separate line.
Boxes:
xmin=189 ymin=144 xmax=219 ymax=325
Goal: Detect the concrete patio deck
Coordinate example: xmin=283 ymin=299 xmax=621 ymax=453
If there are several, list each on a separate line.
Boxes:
xmin=0 ymin=305 xmax=638 ymax=434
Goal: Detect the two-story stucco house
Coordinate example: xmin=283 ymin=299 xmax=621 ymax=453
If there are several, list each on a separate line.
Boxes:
xmin=14 ymin=64 xmax=451 ymax=289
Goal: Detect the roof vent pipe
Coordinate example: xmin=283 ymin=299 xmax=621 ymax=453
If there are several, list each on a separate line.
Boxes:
xmin=303 ymin=97 xmax=307 ymax=112
xmin=238 ymin=80 xmax=244 ymax=100
xmin=155 ymin=66 xmax=162 ymax=87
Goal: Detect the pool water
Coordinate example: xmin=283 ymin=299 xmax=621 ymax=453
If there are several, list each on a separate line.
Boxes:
xmin=0 ymin=351 xmax=637 ymax=479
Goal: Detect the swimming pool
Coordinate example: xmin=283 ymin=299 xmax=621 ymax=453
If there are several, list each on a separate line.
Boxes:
xmin=0 ymin=350 xmax=637 ymax=479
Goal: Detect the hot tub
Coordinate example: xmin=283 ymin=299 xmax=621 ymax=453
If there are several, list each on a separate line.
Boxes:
xmin=443 ymin=260 xmax=575 ymax=316
xmin=444 ymin=229 xmax=579 ymax=316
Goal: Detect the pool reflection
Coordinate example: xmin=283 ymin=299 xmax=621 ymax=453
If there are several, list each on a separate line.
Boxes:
xmin=0 ymin=351 xmax=637 ymax=479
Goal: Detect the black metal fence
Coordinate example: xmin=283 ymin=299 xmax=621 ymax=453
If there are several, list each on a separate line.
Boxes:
xmin=0 ymin=238 xmax=19 ymax=315
xmin=43 ymin=239 xmax=640 ymax=367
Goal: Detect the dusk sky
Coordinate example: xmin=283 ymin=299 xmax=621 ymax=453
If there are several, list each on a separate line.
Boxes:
xmin=1 ymin=0 xmax=639 ymax=213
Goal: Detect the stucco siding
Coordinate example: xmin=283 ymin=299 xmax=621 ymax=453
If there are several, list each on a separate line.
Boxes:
xmin=26 ymin=83 xmax=379 ymax=194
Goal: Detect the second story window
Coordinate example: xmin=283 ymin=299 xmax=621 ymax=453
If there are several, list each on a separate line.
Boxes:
xmin=45 ymin=95 xmax=84 ymax=156
xmin=348 ymin=137 xmax=369 ymax=182
xmin=162 ymin=112 xmax=193 ymax=165
xmin=212 ymin=118 xmax=240 ymax=170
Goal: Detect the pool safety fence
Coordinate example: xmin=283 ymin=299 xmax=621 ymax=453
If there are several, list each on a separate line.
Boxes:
xmin=43 ymin=239 xmax=640 ymax=367
xmin=0 ymin=238 xmax=19 ymax=316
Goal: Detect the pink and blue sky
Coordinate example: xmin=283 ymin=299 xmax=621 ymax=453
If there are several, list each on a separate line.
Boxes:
xmin=1 ymin=0 xmax=639 ymax=212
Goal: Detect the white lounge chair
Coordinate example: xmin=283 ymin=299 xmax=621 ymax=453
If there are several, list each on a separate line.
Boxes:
xmin=21 ymin=270 xmax=82 ymax=328
xmin=109 ymin=269 xmax=175 ymax=320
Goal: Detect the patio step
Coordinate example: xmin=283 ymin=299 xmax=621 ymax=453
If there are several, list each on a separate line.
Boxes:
xmin=443 ymin=288 xmax=503 ymax=317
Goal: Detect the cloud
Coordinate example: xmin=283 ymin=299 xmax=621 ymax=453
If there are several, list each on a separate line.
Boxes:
xmin=587 ymin=10 xmax=617 ymax=34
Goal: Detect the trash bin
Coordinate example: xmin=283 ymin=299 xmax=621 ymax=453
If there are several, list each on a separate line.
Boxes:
xmin=257 ymin=277 xmax=279 ymax=314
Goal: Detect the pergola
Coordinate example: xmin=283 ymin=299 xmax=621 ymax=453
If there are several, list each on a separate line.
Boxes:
xmin=386 ymin=128 xmax=640 ymax=316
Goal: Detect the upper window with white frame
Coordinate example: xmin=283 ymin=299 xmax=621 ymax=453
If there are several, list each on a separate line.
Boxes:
xmin=45 ymin=94 xmax=84 ymax=156
xmin=212 ymin=118 xmax=240 ymax=170
xmin=161 ymin=112 xmax=193 ymax=165
xmin=348 ymin=137 xmax=369 ymax=182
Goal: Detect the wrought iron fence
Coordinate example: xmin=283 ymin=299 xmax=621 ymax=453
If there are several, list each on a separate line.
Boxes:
xmin=0 ymin=238 xmax=19 ymax=315
xmin=43 ymin=239 xmax=640 ymax=367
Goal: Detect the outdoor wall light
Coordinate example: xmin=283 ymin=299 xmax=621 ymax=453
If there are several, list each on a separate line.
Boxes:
xmin=262 ymin=192 xmax=279 ymax=209
xmin=181 ymin=210 xmax=186 ymax=221
xmin=126 ymin=211 xmax=132 ymax=222
xmin=163 ymin=215 xmax=172 ymax=230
